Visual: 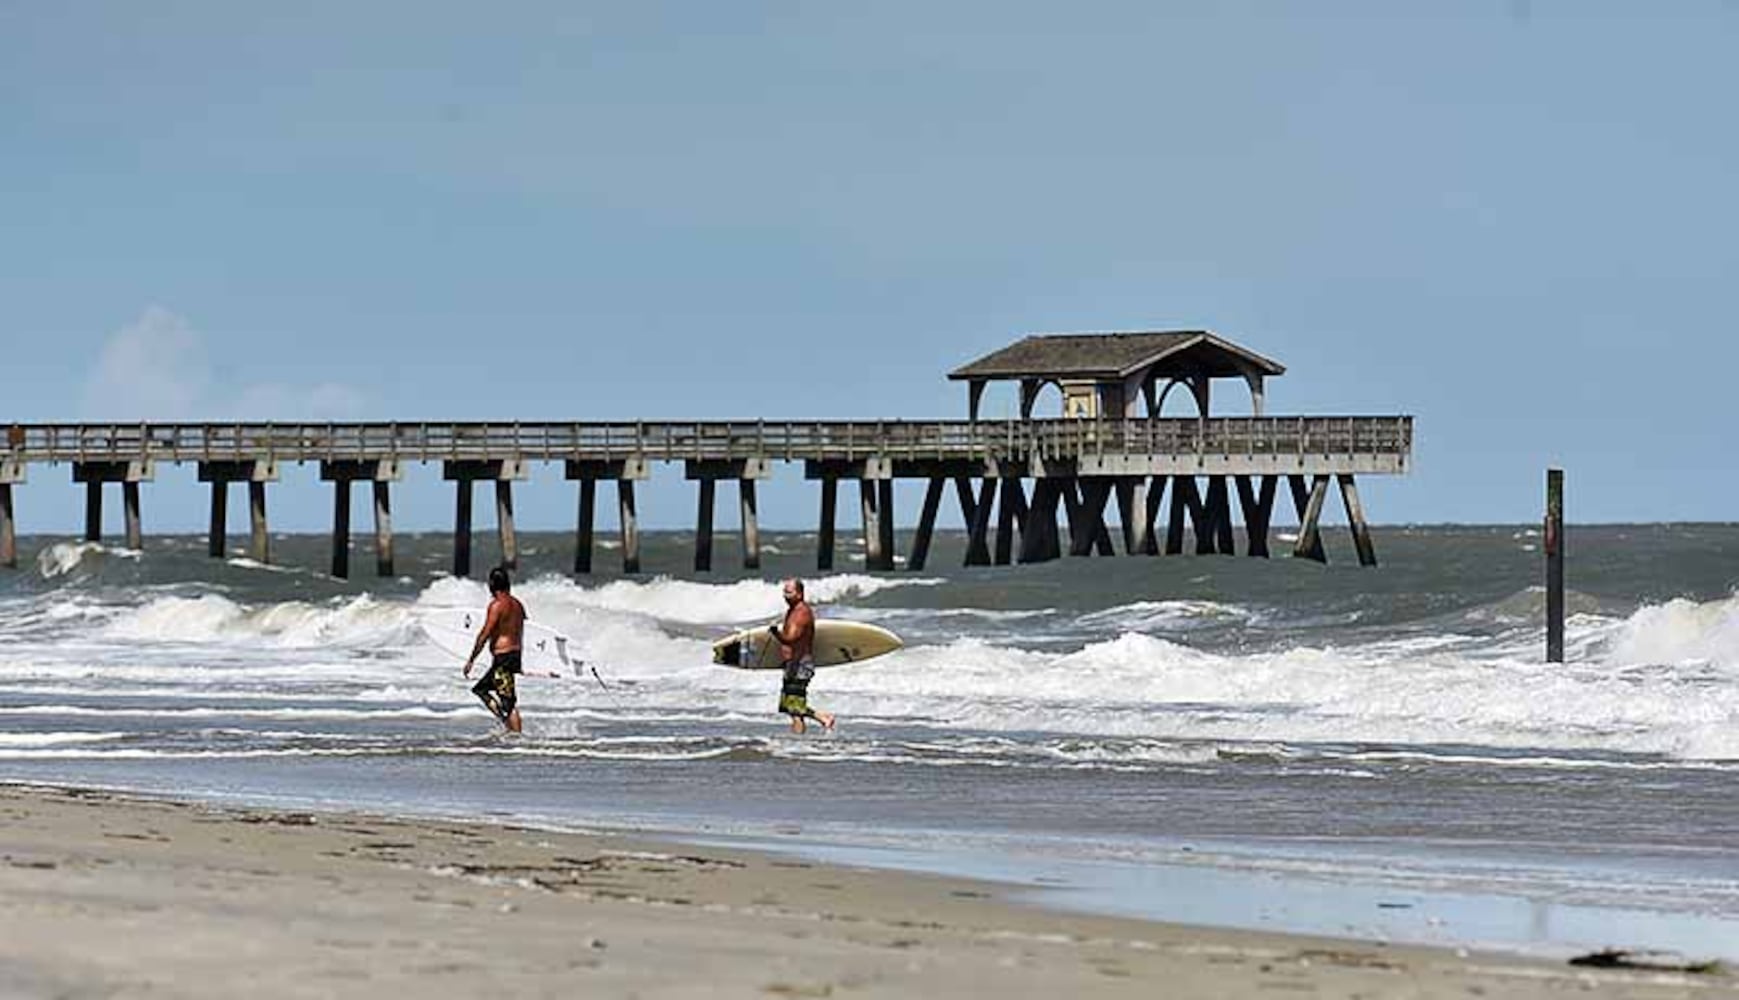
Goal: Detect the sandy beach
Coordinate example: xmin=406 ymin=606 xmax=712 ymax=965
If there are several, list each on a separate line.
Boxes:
xmin=0 ymin=783 xmax=1726 ymax=999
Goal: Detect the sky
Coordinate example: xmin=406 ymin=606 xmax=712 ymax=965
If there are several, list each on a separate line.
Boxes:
xmin=3 ymin=2 xmax=1737 ymax=535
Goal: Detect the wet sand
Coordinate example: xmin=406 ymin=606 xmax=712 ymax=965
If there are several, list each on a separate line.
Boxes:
xmin=0 ymin=783 xmax=1727 ymax=999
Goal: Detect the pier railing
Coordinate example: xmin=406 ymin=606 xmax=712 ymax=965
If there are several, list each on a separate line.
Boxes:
xmin=4 ymin=417 xmax=1411 ymax=466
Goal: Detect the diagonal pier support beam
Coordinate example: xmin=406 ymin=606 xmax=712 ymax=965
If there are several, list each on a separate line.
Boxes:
xmin=1235 ymin=475 xmax=1278 ymax=558
xmin=907 ymin=477 xmax=946 ymax=572
xmin=1290 ymin=474 xmax=1330 ymax=564
xmin=1337 ymin=474 xmax=1377 ymax=567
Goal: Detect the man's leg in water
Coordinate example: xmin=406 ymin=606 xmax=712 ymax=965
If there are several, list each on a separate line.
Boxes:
xmin=506 ymin=707 xmax=523 ymax=734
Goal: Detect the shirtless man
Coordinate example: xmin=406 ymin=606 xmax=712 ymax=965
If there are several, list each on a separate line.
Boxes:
xmin=464 ymin=567 xmax=529 ymax=733
xmin=769 ymin=578 xmax=834 ymax=734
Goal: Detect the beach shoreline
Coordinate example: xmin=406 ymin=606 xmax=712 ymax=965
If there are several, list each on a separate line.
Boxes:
xmin=1 ymin=782 xmax=1727 ymax=999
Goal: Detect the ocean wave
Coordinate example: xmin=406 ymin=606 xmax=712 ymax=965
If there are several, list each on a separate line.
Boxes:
xmin=36 ymin=541 xmax=140 ymax=580
xmin=1601 ymin=592 xmax=1739 ymax=670
xmin=1075 ymin=599 xmax=1255 ymax=633
xmin=98 ymin=593 xmax=421 ymax=648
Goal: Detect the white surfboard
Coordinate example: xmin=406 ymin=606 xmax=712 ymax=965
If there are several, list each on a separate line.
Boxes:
xmin=419 ymin=608 xmax=574 ymax=676
xmin=712 ymin=619 xmax=902 ymax=671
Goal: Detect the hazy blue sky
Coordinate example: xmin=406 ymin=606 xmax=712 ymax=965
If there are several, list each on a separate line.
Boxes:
xmin=4 ymin=2 xmax=1736 ymax=534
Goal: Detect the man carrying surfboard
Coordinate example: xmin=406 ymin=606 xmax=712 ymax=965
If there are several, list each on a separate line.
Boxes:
xmin=463 ymin=567 xmax=529 ymax=733
xmin=769 ymin=578 xmax=834 ymax=734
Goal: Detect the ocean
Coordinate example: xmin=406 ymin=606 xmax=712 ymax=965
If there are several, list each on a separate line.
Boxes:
xmin=2 ymin=524 xmax=1736 ymax=960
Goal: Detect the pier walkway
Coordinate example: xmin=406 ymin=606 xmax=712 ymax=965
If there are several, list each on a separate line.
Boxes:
xmin=1 ymin=416 xmax=1410 ymax=577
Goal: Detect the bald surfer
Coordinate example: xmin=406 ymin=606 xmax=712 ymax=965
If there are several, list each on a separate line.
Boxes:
xmin=768 ymin=578 xmax=834 ymax=734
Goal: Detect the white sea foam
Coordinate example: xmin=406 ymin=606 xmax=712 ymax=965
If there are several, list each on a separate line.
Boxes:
xmin=1601 ymin=593 xmax=1739 ymax=669
xmin=9 ymin=575 xmax=1739 ymax=763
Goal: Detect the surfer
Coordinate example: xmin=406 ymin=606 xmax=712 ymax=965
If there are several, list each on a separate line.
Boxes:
xmin=769 ymin=578 xmax=834 ymax=734
xmin=463 ymin=567 xmax=528 ymax=733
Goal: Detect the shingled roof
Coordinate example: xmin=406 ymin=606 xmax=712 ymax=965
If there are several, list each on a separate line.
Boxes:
xmin=948 ymin=331 xmax=1284 ymax=381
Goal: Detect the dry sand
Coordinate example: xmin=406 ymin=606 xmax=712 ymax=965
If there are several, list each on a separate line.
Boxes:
xmin=0 ymin=783 xmax=1729 ymax=999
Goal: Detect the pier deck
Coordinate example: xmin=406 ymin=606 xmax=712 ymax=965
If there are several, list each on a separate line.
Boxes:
xmin=0 ymin=417 xmax=1411 ymax=576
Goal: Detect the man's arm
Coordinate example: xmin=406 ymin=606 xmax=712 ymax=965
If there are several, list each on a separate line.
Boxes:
xmin=464 ymin=603 xmax=501 ymax=676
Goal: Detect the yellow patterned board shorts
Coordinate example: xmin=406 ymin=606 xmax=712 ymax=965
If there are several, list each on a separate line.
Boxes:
xmin=778 ymin=658 xmax=815 ymax=716
xmin=471 ymin=651 xmax=521 ymax=721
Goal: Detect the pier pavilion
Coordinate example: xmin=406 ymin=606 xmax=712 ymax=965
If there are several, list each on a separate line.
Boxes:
xmin=0 ymin=331 xmax=1410 ymax=577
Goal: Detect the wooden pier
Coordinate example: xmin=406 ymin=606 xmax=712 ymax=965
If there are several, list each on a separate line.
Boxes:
xmin=0 ymin=332 xmax=1414 ymax=577
xmin=0 ymin=415 xmax=1410 ymax=576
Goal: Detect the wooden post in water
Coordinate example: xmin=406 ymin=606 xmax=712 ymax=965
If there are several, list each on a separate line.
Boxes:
xmin=248 ymin=482 xmax=269 ymax=564
xmin=817 ymin=477 xmax=837 ymax=571
xmin=876 ymin=479 xmax=896 ymax=570
xmin=208 ymin=483 xmax=228 ymax=558
xmin=452 ymin=480 xmax=473 ymax=579
xmin=1546 ymin=468 xmax=1564 ymax=664
xmin=1288 ymin=475 xmax=1329 ymax=564
xmin=495 ymin=480 xmax=518 ymax=571
xmin=739 ymin=478 xmax=760 ymax=570
xmin=860 ymin=479 xmax=885 ymax=571
xmin=0 ymin=482 xmax=15 ymax=569
xmin=84 ymin=482 xmax=102 ymax=543
xmin=694 ymin=479 xmax=715 ymax=572
xmin=122 ymin=481 xmax=142 ymax=550
xmin=907 ymin=477 xmax=945 ymax=572
xmin=574 ymin=478 xmax=596 ymax=575
xmin=618 ymin=479 xmax=640 ymax=574
xmin=372 ymin=481 xmax=394 ymax=577
xmin=1337 ymin=474 xmax=1377 ymax=567
xmin=331 ymin=478 xmax=352 ymax=579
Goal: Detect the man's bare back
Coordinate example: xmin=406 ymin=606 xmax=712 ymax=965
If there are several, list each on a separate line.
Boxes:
xmin=484 ymin=593 xmax=526 ymax=655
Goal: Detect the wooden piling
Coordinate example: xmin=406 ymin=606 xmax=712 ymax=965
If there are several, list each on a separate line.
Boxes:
xmin=495 ymin=480 xmax=518 ymax=571
xmin=248 ymin=481 xmax=269 ymax=564
xmin=1165 ymin=477 xmax=1197 ymax=555
xmin=1019 ymin=479 xmax=1064 ymax=563
xmin=1142 ymin=476 xmax=1167 ymax=555
xmin=208 ymin=484 xmax=228 ymax=558
xmin=958 ymin=477 xmax=993 ymax=567
xmin=740 ymin=479 xmax=761 ymax=570
xmin=453 ymin=480 xmax=473 ymax=578
xmin=860 ymin=479 xmax=885 ymax=571
xmin=331 ymin=479 xmax=352 ymax=579
xmin=574 ymin=479 xmax=596 ymax=575
xmin=372 ymin=481 xmax=394 ymax=577
xmin=817 ymin=477 xmax=837 ymax=571
xmin=695 ymin=479 xmax=715 ymax=572
xmin=122 ymin=481 xmax=142 ymax=551
xmin=84 ymin=482 xmax=102 ymax=543
xmin=1203 ymin=476 xmax=1235 ymax=555
xmin=907 ymin=478 xmax=946 ymax=572
xmin=1337 ymin=474 xmax=1377 ymax=567
xmin=877 ymin=479 xmax=896 ymax=569
xmin=618 ymin=479 xmax=640 ymax=574
xmin=1235 ymin=475 xmax=1276 ymax=558
xmin=1117 ymin=477 xmax=1151 ymax=556
xmin=0 ymin=484 xmax=14 ymax=569
xmin=1546 ymin=468 xmax=1564 ymax=664
xmin=993 ymin=477 xmax=1026 ymax=566
xmin=1291 ymin=475 xmax=1329 ymax=564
